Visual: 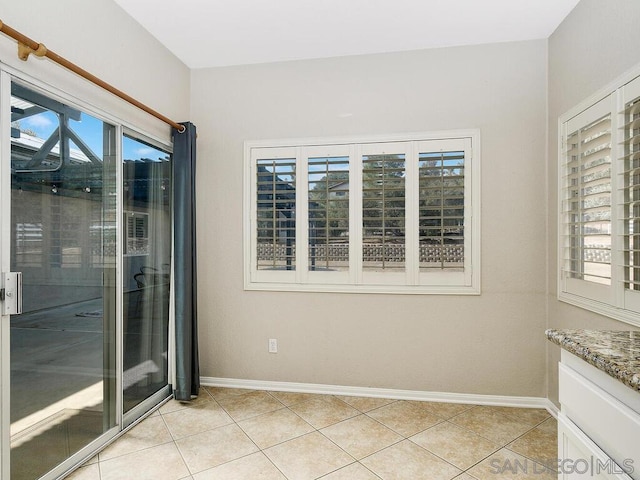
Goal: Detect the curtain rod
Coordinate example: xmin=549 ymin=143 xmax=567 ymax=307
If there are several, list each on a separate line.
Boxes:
xmin=0 ymin=19 xmax=185 ymax=133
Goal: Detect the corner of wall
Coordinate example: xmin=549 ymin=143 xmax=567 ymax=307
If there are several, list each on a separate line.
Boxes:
xmin=543 ymin=35 xmax=552 ymax=401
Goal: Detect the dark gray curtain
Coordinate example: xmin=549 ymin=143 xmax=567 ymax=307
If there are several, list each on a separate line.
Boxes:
xmin=172 ymin=122 xmax=200 ymax=400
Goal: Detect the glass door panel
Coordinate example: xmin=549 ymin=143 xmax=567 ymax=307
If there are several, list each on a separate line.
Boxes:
xmin=9 ymin=82 xmax=117 ymax=479
xmin=122 ymin=134 xmax=171 ymax=414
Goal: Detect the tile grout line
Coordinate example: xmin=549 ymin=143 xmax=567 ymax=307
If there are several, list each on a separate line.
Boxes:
xmin=248 ymin=393 xmax=533 ymax=479
xmin=324 ymin=398 xmax=465 ymax=478
xmin=201 ymin=389 xmax=334 ymax=479
xmin=455 ymin=411 xmax=556 ymax=478
xmin=236 ymin=391 xmax=291 ymax=480
xmin=264 ymin=392 xmax=394 ymax=480
xmin=89 ymin=388 xmax=556 ymax=480
xmin=447 ymin=405 xmax=550 ymax=446
xmin=394 ymin=405 xmax=554 ymax=479
xmin=206 ymin=390 xmax=281 ymax=478
xmin=158 ymin=406 xmax=194 ymax=477
xmin=501 ymin=417 xmax=558 ymax=475
xmin=267 ymin=391 xmax=359 ymax=480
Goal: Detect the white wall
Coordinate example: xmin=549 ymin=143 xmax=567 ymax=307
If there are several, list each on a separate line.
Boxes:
xmin=547 ymin=0 xmax=640 ymax=405
xmin=0 ymin=0 xmax=190 ymax=140
xmin=12 ymin=0 xmax=631 ymax=401
xmin=192 ymin=40 xmax=549 ymax=396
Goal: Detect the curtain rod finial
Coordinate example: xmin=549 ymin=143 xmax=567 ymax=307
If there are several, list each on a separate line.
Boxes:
xmin=1 ymin=18 xmax=181 ymax=129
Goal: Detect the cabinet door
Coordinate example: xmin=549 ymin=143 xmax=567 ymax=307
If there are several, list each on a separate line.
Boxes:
xmin=558 ymin=414 xmax=633 ymax=480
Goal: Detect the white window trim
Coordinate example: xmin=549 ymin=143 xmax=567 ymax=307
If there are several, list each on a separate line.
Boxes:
xmin=558 ymin=62 xmax=640 ymax=328
xmin=244 ymin=130 xmax=481 ymax=295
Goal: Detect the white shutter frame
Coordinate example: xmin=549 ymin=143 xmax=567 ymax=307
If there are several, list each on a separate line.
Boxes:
xmin=416 ymin=138 xmax=473 ymax=287
xmin=557 ymin=61 xmax=640 ymax=328
xmin=244 ymin=130 xmax=481 ymax=295
xmin=250 ymin=146 xmax=298 ymax=285
xmin=360 ymin=142 xmax=410 ymax=286
xmin=559 ymin=95 xmax=615 ymax=305
xmin=304 ymin=144 xmax=351 ymax=285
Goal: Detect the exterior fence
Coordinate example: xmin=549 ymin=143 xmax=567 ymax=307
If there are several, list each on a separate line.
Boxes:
xmin=582 ymin=247 xmax=610 ymax=264
xmin=257 ymin=243 xmax=464 ymax=263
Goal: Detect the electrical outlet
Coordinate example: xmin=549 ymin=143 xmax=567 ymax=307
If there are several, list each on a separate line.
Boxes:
xmin=268 ymin=338 xmax=278 ymax=353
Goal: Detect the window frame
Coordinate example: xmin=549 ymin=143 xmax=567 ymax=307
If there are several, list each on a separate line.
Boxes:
xmin=558 ymin=63 xmax=640 ymax=327
xmin=244 ymin=130 xmax=481 ymax=295
xmin=559 ymin=94 xmax=615 ymax=306
xmin=123 ymin=210 xmax=150 ymax=257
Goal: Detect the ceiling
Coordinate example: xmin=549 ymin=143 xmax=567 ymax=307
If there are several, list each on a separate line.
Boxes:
xmin=114 ymin=0 xmax=580 ymax=69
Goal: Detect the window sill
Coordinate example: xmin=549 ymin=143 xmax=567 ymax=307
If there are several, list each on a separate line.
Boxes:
xmin=558 ymin=291 xmax=640 ymax=329
xmin=244 ymin=281 xmax=480 ymax=295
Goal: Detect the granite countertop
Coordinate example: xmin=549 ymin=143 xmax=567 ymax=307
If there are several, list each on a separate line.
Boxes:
xmin=546 ymin=329 xmax=640 ymax=392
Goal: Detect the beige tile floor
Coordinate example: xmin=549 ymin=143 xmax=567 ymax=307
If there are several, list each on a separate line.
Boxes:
xmin=66 ymin=387 xmax=557 ymax=480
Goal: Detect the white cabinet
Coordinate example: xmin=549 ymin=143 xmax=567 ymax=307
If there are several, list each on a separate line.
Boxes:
xmin=558 ymin=413 xmax=632 ymax=479
xmin=558 ymin=351 xmax=640 ymax=480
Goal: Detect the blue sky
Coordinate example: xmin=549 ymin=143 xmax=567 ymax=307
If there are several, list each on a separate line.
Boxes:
xmin=17 ymin=108 xmax=168 ymax=162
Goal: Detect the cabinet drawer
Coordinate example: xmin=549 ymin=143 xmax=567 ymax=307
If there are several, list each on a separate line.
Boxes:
xmin=558 ymin=413 xmax=632 ymax=479
xmin=559 ymin=363 xmax=640 ymax=478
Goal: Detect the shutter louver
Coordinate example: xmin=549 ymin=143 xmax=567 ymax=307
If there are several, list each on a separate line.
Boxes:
xmin=418 ymin=151 xmax=465 ymax=271
xmin=308 ymin=156 xmax=349 ymax=272
xmin=248 ymin=132 xmax=479 ymax=293
xmin=622 ymin=95 xmax=640 ymax=290
xmin=362 ymin=154 xmax=406 ymax=271
xmin=562 ymin=112 xmax=612 ymax=285
xmin=256 ymin=158 xmax=296 ymax=270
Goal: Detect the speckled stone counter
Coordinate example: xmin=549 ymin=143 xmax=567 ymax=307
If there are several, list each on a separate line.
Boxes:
xmin=546 ymin=329 xmax=640 ymax=392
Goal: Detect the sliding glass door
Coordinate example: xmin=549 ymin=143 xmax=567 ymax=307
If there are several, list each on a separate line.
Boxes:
xmin=122 ymin=134 xmax=172 ymax=416
xmin=1 ymin=76 xmax=173 ymax=479
xmin=7 ymin=81 xmax=118 ymax=480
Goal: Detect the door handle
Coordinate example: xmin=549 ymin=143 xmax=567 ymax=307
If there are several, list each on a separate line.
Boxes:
xmin=2 ymin=272 xmax=23 ymax=315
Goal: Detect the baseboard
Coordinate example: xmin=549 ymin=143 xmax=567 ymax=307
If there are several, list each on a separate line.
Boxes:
xmin=201 ymin=376 xmax=559 ymax=417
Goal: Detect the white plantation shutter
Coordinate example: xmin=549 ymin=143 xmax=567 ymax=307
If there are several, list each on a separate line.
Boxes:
xmin=256 ymin=157 xmax=297 ymax=271
xmin=246 ymin=132 xmax=480 ymax=294
xmin=561 ymin=96 xmax=613 ymax=303
xmin=418 ymin=150 xmax=465 ymax=271
xmin=361 ymin=153 xmax=407 ymax=272
xmin=124 ymin=211 xmax=149 ymax=256
xmin=305 ymin=144 xmax=353 ymax=285
xmin=308 ymin=155 xmax=350 ymax=272
xmin=557 ymin=67 xmax=640 ymax=326
xmin=250 ymin=147 xmax=298 ymax=284
xmin=416 ymin=138 xmax=473 ymax=287
xmin=621 ymin=76 xmax=640 ymax=312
